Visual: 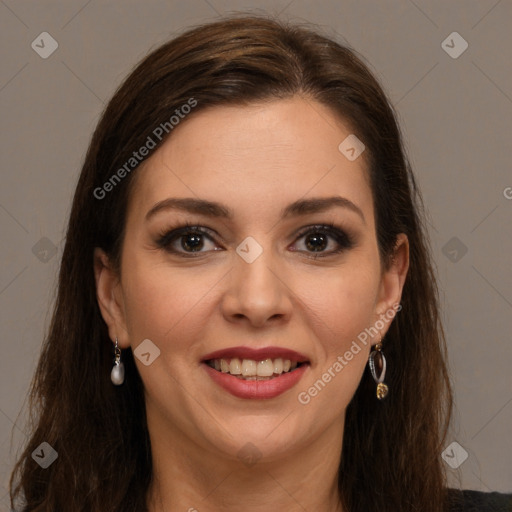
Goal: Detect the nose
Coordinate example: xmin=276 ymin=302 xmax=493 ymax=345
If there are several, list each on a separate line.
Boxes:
xmin=220 ymin=248 xmax=293 ymax=328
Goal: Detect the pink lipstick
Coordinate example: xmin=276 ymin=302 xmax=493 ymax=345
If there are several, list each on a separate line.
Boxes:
xmin=201 ymin=345 xmax=310 ymax=400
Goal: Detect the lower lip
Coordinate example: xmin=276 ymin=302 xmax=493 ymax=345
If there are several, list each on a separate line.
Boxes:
xmin=202 ymin=363 xmax=309 ymax=399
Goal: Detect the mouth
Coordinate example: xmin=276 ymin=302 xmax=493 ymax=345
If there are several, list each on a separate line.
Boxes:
xmin=204 ymin=357 xmax=308 ymax=381
xmin=201 ymin=346 xmax=310 ymax=399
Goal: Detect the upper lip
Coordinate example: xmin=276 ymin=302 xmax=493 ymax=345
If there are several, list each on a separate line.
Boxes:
xmin=202 ymin=346 xmax=309 ymax=363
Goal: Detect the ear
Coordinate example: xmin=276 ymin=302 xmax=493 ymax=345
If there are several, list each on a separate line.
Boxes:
xmin=93 ymin=248 xmax=130 ymax=348
xmin=373 ymin=233 xmax=409 ymax=339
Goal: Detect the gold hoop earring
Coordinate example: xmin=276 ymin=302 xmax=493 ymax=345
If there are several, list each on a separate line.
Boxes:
xmin=368 ymin=334 xmax=388 ymax=400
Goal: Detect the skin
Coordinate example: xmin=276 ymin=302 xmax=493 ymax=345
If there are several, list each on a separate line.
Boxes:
xmin=94 ymin=96 xmax=409 ymax=512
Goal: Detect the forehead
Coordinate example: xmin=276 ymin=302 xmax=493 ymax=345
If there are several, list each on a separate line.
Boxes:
xmin=127 ymin=96 xmax=373 ymax=227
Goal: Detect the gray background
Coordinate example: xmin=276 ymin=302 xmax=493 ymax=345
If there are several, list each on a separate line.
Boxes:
xmin=1 ymin=0 xmax=511 ymax=508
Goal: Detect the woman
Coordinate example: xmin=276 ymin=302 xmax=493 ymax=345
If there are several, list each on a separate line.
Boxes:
xmin=9 ymin=15 xmax=511 ymax=512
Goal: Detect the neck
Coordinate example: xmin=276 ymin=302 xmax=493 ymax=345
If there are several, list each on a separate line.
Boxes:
xmin=145 ymin=411 xmax=345 ymax=512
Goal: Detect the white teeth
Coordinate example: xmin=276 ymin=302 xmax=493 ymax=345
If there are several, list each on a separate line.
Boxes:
xmin=257 ymin=359 xmax=274 ymax=377
xmin=210 ymin=357 xmax=302 ymax=378
xmin=273 ymin=358 xmax=283 ymax=374
xmin=229 ymin=358 xmax=242 ymax=375
xmin=241 ymin=359 xmax=257 ymax=376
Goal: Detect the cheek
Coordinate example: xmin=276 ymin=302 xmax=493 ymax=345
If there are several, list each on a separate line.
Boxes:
xmin=297 ymin=280 xmax=376 ymax=412
xmin=303 ymin=260 xmax=380 ymax=351
xmin=294 ymin=257 xmax=379 ymax=406
xmin=120 ymin=256 xmax=217 ymax=344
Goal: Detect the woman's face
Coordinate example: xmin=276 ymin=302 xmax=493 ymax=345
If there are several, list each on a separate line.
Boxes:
xmin=95 ymin=95 xmax=408 ymax=462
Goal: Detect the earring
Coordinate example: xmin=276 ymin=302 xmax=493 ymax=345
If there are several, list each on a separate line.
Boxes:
xmin=368 ymin=335 xmax=388 ymax=400
xmin=110 ymin=337 xmax=125 ymax=386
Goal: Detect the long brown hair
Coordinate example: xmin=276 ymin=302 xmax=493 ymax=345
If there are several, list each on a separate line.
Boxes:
xmin=10 ymin=15 xmax=453 ymax=512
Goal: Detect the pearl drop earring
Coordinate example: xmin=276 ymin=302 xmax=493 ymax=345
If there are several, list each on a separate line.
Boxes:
xmin=110 ymin=337 xmax=125 ymax=385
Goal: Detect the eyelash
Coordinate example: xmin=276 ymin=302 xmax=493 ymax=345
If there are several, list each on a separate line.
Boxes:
xmin=155 ymin=220 xmax=355 ymax=259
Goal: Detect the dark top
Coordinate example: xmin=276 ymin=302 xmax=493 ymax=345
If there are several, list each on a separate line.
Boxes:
xmin=447 ymin=489 xmax=512 ymax=511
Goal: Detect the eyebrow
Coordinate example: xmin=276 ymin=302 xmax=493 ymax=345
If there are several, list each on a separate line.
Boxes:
xmin=145 ymin=195 xmax=366 ymax=224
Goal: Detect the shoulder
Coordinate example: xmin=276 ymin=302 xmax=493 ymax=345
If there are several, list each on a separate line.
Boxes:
xmin=445 ymin=488 xmax=512 ymax=511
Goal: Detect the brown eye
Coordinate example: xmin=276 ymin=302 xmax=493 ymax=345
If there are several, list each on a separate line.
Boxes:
xmin=180 ymin=232 xmax=205 ymax=252
xmin=292 ymin=224 xmax=355 ymax=257
xmin=156 ymin=225 xmax=220 ymax=256
xmin=156 ymin=222 xmax=355 ymax=259
xmin=304 ymin=232 xmax=328 ymax=252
